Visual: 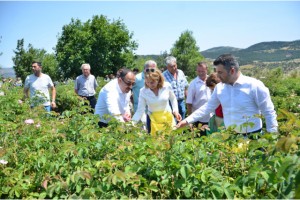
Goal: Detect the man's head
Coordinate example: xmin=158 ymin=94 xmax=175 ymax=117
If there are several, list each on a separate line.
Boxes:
xmin=196 ymin=62 xmax=208 ymax=81
xmin=213 ymin=54 xmax=240 ymax=85
xmin=81 ymin=63 xmax=91 ymax=77
xmin=32 ymin=61 xmax=42 ymax=77
xmin=117 ymin=68 xmax=136 ymax=93
xmin=144 ymin=60 xmax=157 ymax=73
xmin=165 ymin=56 xmax=177 ymax=75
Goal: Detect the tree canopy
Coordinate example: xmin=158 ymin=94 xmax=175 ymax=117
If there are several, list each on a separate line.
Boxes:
xmin=12 ymin=39 xmax=59 ymax=82
xmin=170 ymin=30 xmax=204 ymax=77
xmin=55 ymin=15 xmax=138 ymax=79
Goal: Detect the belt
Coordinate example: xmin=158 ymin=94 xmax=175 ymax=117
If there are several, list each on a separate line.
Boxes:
xmin=80 ymin=95 xmax=95 ymax=99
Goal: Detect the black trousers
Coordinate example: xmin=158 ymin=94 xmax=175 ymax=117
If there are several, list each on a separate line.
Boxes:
xmin=98 ymin=121 xmax=108 ymax=128
xmin=80 ymin=95 xmax=97 ymax=109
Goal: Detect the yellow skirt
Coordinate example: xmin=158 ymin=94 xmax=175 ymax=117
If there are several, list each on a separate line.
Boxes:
xmin=149 ymin=111 xmax=174 ymax=136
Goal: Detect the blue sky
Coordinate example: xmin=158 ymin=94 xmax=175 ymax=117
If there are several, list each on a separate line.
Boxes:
xmin=0 ymin=1 xmax=299 ymax=68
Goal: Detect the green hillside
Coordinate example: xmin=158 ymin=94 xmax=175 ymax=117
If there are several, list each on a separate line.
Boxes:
xmin=201 ymin=40 xmax=300 ymax=65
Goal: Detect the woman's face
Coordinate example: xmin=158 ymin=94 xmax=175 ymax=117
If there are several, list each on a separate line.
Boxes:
xmin=145 ymin=77 xmax=159 ymax=90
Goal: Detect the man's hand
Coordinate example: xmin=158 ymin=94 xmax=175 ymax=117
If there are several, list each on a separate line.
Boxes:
xmin=51 ymin=101 xmax=57 ymax=109
xmin=122 ymin=112 xmax=131 ymax=122
xmin=176 ymin=119 xmax=188 ymax=128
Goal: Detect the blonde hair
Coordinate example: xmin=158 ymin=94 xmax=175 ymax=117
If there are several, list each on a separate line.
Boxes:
xmin=144 ymin=70 xmax=164 ymax=89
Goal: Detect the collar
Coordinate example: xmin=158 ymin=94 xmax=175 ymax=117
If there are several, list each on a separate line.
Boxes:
xmin=115 ymin=79 xmax=125 ymax=94
xmin=233 ymin=73 xmax=245 ymax=85
xmin=196 ymin=76 xmax=207 ymax=83
xmin=83 ymin=74 xmax=90 ymax=79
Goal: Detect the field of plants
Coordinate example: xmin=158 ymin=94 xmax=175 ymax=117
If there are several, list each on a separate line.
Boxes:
xmin=0 ymin=73 xmax=299 ymax=199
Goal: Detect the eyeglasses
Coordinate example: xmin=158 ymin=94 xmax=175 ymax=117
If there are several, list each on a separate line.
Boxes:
xmin=121 ymin=77 xmax=135 ymax=86
xmin=145 ymin=68 xmax=155 ymax=73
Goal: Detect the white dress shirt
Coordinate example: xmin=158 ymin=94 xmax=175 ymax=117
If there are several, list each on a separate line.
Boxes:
xmin=186 ymin=76 xmax=211 ymax=122
xmin=95 ymin=79 xmax=131 ymax=123
xmin=132 ymin=82 xmax=178 ymax=122
xmin=185 ymin=74 xmax=278 ymax=133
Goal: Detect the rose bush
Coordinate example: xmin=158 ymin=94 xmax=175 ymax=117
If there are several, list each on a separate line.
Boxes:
xmin=0 ymin=77 xmax=299 ymax=199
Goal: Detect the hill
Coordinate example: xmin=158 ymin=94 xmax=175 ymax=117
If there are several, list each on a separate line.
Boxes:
xmin=0 ymin=68 xmax=15 ymax=78
xmin=201 ymin=40 xmax=300 ymax=65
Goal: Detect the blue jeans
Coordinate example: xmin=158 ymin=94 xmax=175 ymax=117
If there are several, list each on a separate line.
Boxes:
xmin=44 ymin=106 xmax=51 ymax=112
xmin=31 ymin=105 xmax=51 ymax=112
xmin=177 ymin=99 xmax=186 ymax=119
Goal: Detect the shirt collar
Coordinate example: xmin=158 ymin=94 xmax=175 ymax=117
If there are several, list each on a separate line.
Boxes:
xmin=233 ymin=73 xmax=245 ymax=85
xmin=196 ymin=76 xmax=207 ymax=83
xmin=115 ymin=79 xmax=126 ymax=94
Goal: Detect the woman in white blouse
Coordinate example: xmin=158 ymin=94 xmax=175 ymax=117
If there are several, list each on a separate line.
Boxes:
xmin=132 ymin=69 xmax=182 ymax=135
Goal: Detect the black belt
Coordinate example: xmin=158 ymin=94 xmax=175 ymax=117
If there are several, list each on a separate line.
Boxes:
xmin=80 ymin=95 xmax=95 ymax=100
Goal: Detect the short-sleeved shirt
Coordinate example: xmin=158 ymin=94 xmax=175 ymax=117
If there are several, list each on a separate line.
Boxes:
xmin=186 ymin=76 xmax=211 ymax=122
xmin=24 ymin=73 xmax=54 ymax=106
xmin=75 ymin=74 xmax=98 ymax=97
xmin=163 ymin=69 xmax=188 ymax=100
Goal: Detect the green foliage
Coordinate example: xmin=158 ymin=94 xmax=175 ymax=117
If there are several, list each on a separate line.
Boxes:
xmin=55 ymin=15 xmax=138 ymax=79
xmin=170 ymin=30 xmax=204 ymax=77
xmin=0 ymin=75 xmax=299 ymax=199
xmin=12 ymin=39 xmax=59 ymax=82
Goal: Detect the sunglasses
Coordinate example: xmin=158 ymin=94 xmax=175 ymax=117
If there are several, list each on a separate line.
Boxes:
xmin=145 ymin=68 xmax=155 ymax=73
xmin=121 ymin=77 xmax=135 ymax=86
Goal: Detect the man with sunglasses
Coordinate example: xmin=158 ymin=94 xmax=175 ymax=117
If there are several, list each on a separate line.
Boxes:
xmin=95 ymin=68 xmax=136 ymax=128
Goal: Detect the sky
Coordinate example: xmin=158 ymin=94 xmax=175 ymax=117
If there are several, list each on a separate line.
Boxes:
xmin=0 ymin=1 xmax=299 ymax=68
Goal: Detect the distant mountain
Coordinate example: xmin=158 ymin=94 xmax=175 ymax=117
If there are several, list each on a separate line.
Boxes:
xmin=201 ymin=40 xmax=300 ymax=65
xmin=0 ymin=68 xmax=15 ymax=78
xmin=201 ymin=46 xmax=241 ymax=59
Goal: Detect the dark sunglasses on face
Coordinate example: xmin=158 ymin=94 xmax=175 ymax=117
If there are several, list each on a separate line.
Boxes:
xmin=121 ymin=77 xmax=135 ymax=86
xmin=145 ymin=68 xmax=155 ymax=73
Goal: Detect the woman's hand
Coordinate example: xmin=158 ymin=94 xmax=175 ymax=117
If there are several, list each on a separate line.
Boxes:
xmin=173 ymin=111 xmax=182 ymax=122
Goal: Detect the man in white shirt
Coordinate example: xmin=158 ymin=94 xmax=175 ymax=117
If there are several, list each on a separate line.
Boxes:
xmin=95 ymin=68 xmax=136 ymax=127
xmin=24 ymin=61 xmax=56 ymax=112
xmin=186 ymin=62 xmax=211 ymax=136
xmin=75 ymin=63 xmax=98 ymax=109
xmin=177 ymin=54 xmax=278 ymax=135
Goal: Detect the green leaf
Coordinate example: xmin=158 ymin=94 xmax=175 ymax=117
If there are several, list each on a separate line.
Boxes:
xmin=174 ymin=179 xmax=185 ymax=189
xmin=183 ymin=184 xmax=192 ymax=198
xmin=180 ymin=165 xmax=187 ymax=179
xmin=76 ymin=184 xmax=82 ymax=193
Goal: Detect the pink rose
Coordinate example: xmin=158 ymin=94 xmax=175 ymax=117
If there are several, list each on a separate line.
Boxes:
xmin=0 ymin=160 xmax=8 ymax=165
xmin=24 ymin=119 xmax=34 ymax=124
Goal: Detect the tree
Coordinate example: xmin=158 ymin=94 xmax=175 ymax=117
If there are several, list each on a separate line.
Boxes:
xmin=170 ymin=30 xmax=204 ymax=77
xmin=55 ymin=15 xmax=138 ymax=79
xmin=13 ymin=39 xmax=59 ymax=82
